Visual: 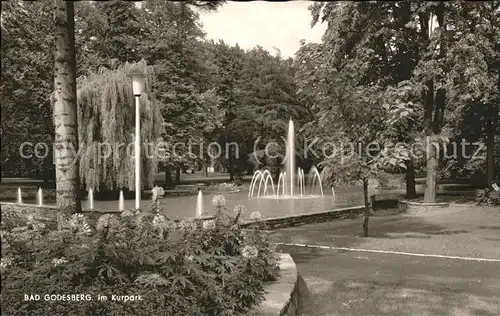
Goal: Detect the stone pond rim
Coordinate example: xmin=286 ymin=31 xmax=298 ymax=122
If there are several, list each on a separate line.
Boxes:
xmin=398 ymin=198 xmax=450 ymax=214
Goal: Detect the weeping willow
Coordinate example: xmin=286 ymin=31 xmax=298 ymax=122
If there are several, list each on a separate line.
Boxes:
xmin=77 ymin=60 xmax=163 ymax=192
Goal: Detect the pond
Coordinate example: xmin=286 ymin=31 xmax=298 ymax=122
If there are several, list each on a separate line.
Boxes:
xmin=8 ymin=183 xmax=471 ymax=220
xmin=17 ymin=186 xmax=367 ymax=219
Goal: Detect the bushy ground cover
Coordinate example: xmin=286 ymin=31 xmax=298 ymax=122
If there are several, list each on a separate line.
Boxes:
xmin=1 ymin=191 xmax=279 ymax=316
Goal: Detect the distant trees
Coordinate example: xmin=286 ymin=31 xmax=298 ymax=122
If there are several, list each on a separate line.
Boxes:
xmin=202 ymin=42 xmax=306 ymax=180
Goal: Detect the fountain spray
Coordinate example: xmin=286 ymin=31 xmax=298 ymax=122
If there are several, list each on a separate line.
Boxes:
xmin=88 ymin=188 xmax=94 ymax=210
xmin=195 ymin=189 xmax=203 ymax=218
xmin=37 ymin=187 xmax=43 ymax=206
xmin=119 ymin=190 xmax=125 ymax=211
xmin=17 ymin=187 xmax=23 ymax=204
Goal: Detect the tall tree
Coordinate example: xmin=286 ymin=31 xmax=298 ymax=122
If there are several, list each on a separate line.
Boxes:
xmin=295 ymin=41 xmax=388 ymax=237
xmin=308 ymin=1 xmax=423 ymax=198
xmin=445 ymin=1 xmax=500 ymax=187
xmin=140 ymin=1 xmax=218 ymax=183
xmin=53 ymin=0 xmax=81 ymax=227
xmin=76 ymin=61 xmax=163 ymax=193
xmin=1 ymin=0 xmax=54 ymax=179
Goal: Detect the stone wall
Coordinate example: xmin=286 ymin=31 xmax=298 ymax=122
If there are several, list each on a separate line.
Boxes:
xmin=242 ymin=206 xmax=365 ymax=230
xmin=251 ymin=253 xmax=299 ymax=316
xmin=1 ymin=202 xmax=59 ymax=224
xmin=0 ymin=202 xmax=125 ymax=227
xmin=3 ymin=202 xmax=367 ymax=231
xmin=0 ymin=202 xmax=217 ymax=226
xmin=2 ymin=202 xmax=367 ymax=231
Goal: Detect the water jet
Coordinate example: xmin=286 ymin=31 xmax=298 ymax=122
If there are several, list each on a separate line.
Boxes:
xmin=37 ymin=187 xmax=43 ymax=206
xmin=249 ymin=119 xmax=324 ymax=199
xmin=17 ymin=187 xmax=23 ymax=204
xmin=195 ymin=189 xmax=203 ymax=218
xmin=119 ymin=190 xmax=125 ymax=211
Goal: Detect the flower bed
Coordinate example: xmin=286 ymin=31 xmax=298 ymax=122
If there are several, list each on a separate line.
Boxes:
xmin=1 ymin=194 xmax=279 ymax=316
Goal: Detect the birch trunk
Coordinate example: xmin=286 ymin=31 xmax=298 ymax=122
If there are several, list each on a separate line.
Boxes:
xmin=53 ymin=0 xmax=81 ymax=229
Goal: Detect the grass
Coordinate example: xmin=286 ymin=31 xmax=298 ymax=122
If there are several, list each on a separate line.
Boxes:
xmin=273 ymin=205 xmax=500 ymax=316
xmin=299 ymin=279 xmax=500 ymax=316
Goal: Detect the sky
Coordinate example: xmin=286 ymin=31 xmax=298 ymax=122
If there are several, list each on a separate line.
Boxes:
xmin=198 ymin=1 xmax=327 ymax=58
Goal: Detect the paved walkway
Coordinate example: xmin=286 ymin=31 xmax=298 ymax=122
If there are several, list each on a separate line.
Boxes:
xmin=272 ymin=207 xmax=500 ymax=316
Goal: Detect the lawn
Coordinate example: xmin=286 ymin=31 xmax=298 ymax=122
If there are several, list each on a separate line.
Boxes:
xmin=299 ymin=278 xmax=500 ymax=316
xmin=273 ymin=206 xmax=500 ymax=316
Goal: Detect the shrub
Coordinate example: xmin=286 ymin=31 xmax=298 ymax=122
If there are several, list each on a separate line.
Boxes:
xmin=475 ymin=188 xmax=500 ymax=206
xmin=206 ymin=182 xmax=240 ymax=193
xmin=1 ymin=196 xmax=279 ymax=316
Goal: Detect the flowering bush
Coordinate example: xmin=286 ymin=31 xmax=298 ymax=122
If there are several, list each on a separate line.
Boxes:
xmin=0 ymin=195 xmax=279 ymax=316
xmin=151 ymin=186 xmax=165 ymax=213
xmin=211 ymin=194 xmax=226 ymax=208
xmin=249 ymin=211 xmax=262 ymax=221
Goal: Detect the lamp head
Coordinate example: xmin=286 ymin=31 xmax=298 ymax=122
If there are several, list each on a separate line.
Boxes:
xmin=128 ymin=73 xmax=147 ymax=96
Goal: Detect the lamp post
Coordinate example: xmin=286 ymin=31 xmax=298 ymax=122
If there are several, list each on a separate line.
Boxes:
xmin=129 ymin=73 xmax=146 ymax=210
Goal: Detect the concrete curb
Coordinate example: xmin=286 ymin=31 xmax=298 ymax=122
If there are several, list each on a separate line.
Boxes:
xmin=252 ymin=253 xmax=299 ymax=316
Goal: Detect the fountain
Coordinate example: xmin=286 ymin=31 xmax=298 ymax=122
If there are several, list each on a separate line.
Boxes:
xmin=17 ymin=187 xmax=23 ymax=204
xmin=195 ymin=189 xmax=203 ymax=218
xmin=119 ymin=190 xmax=125 ymax=211
xmin=248 ymin=170 xmax=275 ymax=198
xmin=37 ymin=187 xmax=43 ymax=206
xmin=249 ymin=119 xmax=327 ymax=199
xmin=88 ymin=188 xmax=94 ymax=210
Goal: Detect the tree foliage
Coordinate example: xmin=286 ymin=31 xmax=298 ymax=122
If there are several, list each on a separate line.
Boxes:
xmin=76 ymin=61 xmax=163 ymax=191
xmin=1 ymin=0 xmax=54 ymax=177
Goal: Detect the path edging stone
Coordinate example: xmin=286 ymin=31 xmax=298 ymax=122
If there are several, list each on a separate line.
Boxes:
xmin=251 ymin=253 xmax=299 ymax=316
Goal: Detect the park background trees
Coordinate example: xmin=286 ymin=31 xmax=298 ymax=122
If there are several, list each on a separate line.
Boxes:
xmin=1 ymin=0 xmax=498 ymax=214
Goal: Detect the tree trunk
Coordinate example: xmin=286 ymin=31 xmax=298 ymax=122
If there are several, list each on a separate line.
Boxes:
xmin=423 ymin=78 xmax=437 ymax=203
xmin=405 ymin=159 xmax=417 ymax=198
xmin=362 ymin=178 xmax=370 ymax=237
xmin=424 ymin=147 xmax=438 ymax=202
xmin=164 ymin=166 xmax=173 ymax=188
xmin=228 ymin=155 xmax=234 ymax=181
xmin=424 ymin=6 xmax=447 ymax=203
xmin=175 ymin=167 xmax=181 ymax=184
xmin=53 ymin=0 xmax=81 ymax=230
xmin=486 ymin=117 xmax=496 ymax=187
